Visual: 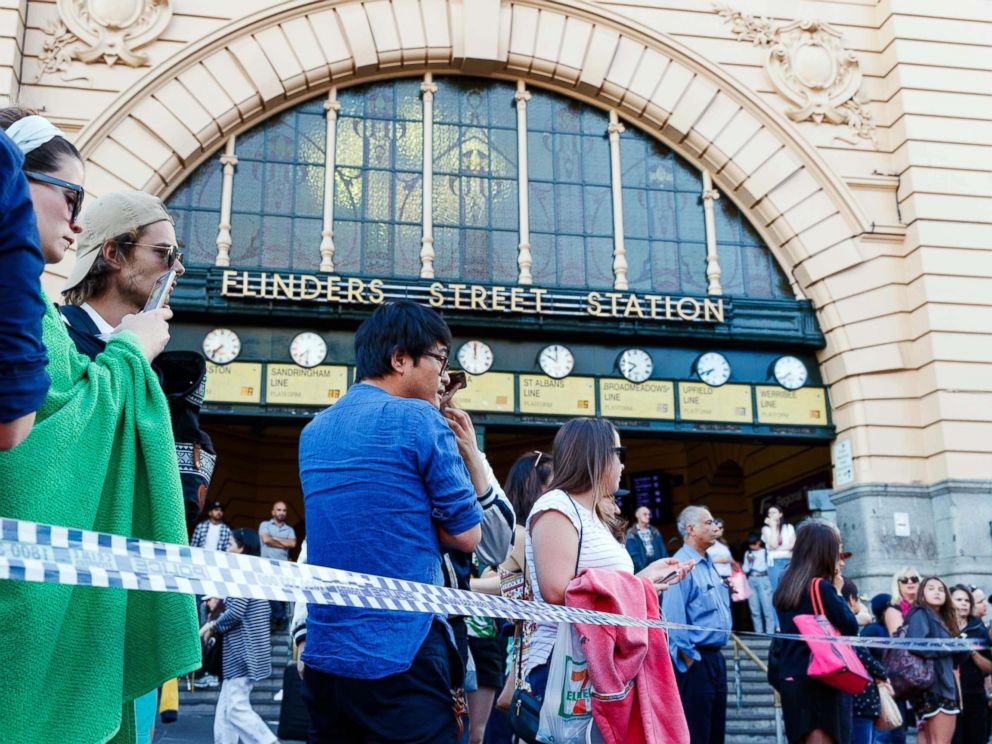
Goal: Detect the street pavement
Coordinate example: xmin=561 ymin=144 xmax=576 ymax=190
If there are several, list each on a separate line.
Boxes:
xmin=151 ymin=710 xmax=303 ymax=743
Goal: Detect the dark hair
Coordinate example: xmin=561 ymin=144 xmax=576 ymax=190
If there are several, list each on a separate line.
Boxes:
xmin=950 ymin=583 xmax=976 ymax=621
xmin=354 ymin=300 xmax=452 ymax=380
xmin=916 ymin=576 xmax=958 ymax=633
xmin=747 ymin=532 xmax=762 ymax=545
xmin=62 ymin=227 xmax=143 ymax=306
xmin=841 ymin=577 xmax=859 ymax=603
xmin=505 ymin=451 xmax=553 ymax=524
xmin=773 ymin=520 xmax=841 ymax=612
xmin=231 ymin=528 xmax=261 ymax=557
xmin=547 ymin=418 xmax=622 ymax=532
xmin=870 ymin=593 xmax=892 ymax=620
xmin=0 ymin=106 xmax=81 ymax=174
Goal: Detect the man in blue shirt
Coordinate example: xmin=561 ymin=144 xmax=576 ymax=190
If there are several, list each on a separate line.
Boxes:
xmin=299 ymin=300 xmax=483 ymax=743
xmin=662 ymin=505 xmax=733 ymax=744
xmin=0 ymin=129 xmax=49 ymax=450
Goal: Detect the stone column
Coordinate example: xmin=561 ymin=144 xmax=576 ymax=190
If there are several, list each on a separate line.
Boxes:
xmin=607 ymin=110 xmax=627 ymax=291
xmin=420 ymin=73 xmax=438 ymax=279
xmin=514 ymin=80 xmax=533 ymax=285
xmin=214 ymin=135 xmax=237 ymax=267
xmin=319 ymin=88 xmax=340 ymax=272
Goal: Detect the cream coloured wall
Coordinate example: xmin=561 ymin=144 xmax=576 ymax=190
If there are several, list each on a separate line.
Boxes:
xmin=5 ymin=0 xmax=992 ymax=491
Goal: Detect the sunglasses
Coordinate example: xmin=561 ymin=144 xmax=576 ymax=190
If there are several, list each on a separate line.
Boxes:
xmin=898 ymin=575 xmax=921 ymax=585
xmin=25 ymin=170 xmax=84 ymax=223
xmin=532 ymin=450 xmax=547 ymax=468
xmin=612 ymin=446 xmax=626 ymax=465
xmin=131 ymin=242 xmax=184 ymax=269
xmin=423 ymin=350 xmax=449 ymax=373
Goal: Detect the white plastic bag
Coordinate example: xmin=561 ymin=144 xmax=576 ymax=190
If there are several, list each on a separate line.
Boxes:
xmin=537 ymin=622 xmax=592 ymax=743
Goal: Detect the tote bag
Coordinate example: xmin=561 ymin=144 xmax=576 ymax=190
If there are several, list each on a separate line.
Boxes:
xmin=875 ymin=681 xmax=903 ymax=731
xmin=882 ymin=623 xmax=935 ymax=699
xmin=793 ymin=578 xmax=870 ymax=695
xmin=537 ymin=622 xmax=592 ymax=743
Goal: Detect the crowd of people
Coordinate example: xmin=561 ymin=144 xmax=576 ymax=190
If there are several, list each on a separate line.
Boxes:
xmin=2 ymin=107 xmax=990 ymax=744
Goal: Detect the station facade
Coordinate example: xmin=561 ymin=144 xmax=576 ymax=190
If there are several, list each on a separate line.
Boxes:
xmin=6 ymin=0 xmax=991 ymax=592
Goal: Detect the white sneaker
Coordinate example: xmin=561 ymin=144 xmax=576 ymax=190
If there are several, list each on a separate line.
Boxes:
xmin=273 ymin=688 xmax=283 ymax=702
xmin=194 ymin=673 xmax=219 ymax=689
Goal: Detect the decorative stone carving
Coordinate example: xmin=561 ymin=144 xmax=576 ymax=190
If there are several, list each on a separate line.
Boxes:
xmin=35 ymin=18 xmax=88 ymax=83
xmin=714 ymin=3 xmax=876 ymax=145
xmin=51 ymin=0 xmax=173 ymax=68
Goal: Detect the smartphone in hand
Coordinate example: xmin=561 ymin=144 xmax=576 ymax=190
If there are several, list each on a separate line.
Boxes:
xmin=143 ymin=270 xmax=178 ymax=312
xmin=439 ymin=370 xmax=468 ymax=411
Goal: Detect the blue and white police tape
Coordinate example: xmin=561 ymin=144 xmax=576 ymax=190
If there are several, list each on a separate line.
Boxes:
xmin=0 ymin=517 xmax=981 ymax=653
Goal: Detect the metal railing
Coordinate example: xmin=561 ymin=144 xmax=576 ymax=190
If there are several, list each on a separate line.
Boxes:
xmin=730 ymin=632 xmax=785 ymax=744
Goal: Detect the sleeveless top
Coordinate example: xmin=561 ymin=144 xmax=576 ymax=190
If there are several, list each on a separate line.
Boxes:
xmin=524 ymin=489 xmax=634 ymax=675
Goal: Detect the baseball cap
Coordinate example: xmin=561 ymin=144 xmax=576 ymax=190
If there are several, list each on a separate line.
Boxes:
xmin=207 ymin=501 xmax=223 ymax=511
xmin=63 ymin=191 xmax=174 ymax=292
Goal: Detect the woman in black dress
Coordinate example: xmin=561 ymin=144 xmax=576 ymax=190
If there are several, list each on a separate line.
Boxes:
xmin=770 ymin=520 xmax=859 ymax=744
xmin=949 ymin=585 xmax=992 ymax=744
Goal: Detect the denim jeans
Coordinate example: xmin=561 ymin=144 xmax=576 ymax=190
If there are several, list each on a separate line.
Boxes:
xmin=746 ymin=574 xmax=776 ymax=633
xmin=852 ymin=715 xmax=876 ymax=744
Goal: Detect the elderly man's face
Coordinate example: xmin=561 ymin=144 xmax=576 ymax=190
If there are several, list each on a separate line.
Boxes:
xmin=689 ymin=509 xmax=720 ymax=548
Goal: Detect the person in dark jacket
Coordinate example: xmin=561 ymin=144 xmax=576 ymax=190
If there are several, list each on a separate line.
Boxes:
xmin=842 ymin=581 xmax=891 ymax=744
xmin=199 ymin=529 xmax=276 ymax=744
xmin=624 ymin=505 xmax=667 ymax=572
xmin=904 ymin=577 xmax=963 ymax=744
xmin=949 ymin=585 xmax=992 ymax=744
xmin=861 ymin=593 xmax=908 ymax=744
xmin=771 ymin=519 xmax=859 ymax=744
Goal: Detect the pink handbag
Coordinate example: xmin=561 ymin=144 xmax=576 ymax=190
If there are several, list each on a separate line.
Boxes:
xmin=793 ymin=578 xmax=870 ymax=695
xmin=729 ymin=561 xmax=751 ymax=602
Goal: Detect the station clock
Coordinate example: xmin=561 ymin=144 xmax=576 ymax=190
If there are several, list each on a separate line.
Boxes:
xmin=457 ymin=340 xmax=494 ymax=375
xmin=202 ymin=328 xmax=241 ymax=365
xmin=773 ymin=355 xmax=808 ymax=390
xmin=695 ymin=351 xmax=731 ymax=387
xmin=538 ymin=344 xmax=575 ymax=379
xmin=618 ymin=348 xmax=653 ymax=383
xmin=290 ymin=332 xmax=327 ymax=368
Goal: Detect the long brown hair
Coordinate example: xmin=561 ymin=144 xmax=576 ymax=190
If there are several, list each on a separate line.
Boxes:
xmin=773 ymin=520 xmax=841 ymax=611
xmin=547 ymin=418 xmax=623 ymax=535
xmin=916 ymin=577 xmax=958 ymax=634
xmin=505 ymin=450 xmax=553 ymax=524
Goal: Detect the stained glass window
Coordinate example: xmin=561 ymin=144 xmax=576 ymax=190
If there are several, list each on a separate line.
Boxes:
xmin=223 ymin=96 xmax=326 ymax=270
xmin=527 ymin=91 xmax=613 ymax=288
xmin=168 ymin=75 xmax=792 ymax=299
xmin=432 ymin=78 xmax=518 ymax=284
xmin=334 ymin=78 xmax=423 ymax=277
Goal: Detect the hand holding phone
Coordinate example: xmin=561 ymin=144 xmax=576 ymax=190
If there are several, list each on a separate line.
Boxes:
xmin=143 ymin=269 xmax=178 ymax=312
xmin=439 ymin=370 xmax=468 ymax=411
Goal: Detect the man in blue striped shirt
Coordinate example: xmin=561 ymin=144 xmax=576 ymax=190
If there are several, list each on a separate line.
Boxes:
xmin=299 ymin=300 xmax=483 ymax=743
xmin=662 ymin=505 xmax=733 ymax=744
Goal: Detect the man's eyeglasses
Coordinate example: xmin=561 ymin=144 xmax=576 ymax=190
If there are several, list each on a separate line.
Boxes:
xmin=898 ymin=575 xmax=921 ymax=585
xmin=612 ymin=446 xmax=626 ymax=465
xmin=25 ymin=170 xmax=84 ymax=223
xmin=131 ymin=242 xmax=184 ymax=269
xmin=423 ymin=350 xmax=449 ymax=373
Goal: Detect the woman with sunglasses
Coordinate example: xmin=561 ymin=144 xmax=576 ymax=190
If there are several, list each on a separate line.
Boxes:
xmin=885 ymin=568 xmax=923 ymax=634
xmin=523 ymin=419 xmax=691 ymax=723
xmin=0 ymin=109 xmax=199 ymax=742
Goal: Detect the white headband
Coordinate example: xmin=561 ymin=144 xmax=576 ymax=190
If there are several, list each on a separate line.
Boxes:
xmin=5 ymin=115 xmax=65 ymax=156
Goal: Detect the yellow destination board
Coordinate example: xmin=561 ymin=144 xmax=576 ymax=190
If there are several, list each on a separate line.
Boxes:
xmin=756 ymin=386 xmax=828 ymax=426
xmin=266 ymin=364 xmax=349 ymax=406
xmin=598 ymin=379 xmax=675 ymax=420
xmin=454 ymin=372 xmax=515 ymax=413
xmin=205 ymin=362 xmax=262 ymax=404
xmin=519 ymin=375 xmax=595 ymax=416
xmin=679 ymin=383 xmax=752 ymax=423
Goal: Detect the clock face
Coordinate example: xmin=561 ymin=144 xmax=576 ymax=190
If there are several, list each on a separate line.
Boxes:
xmin=538 ymin=344 xmax=575 ymax=379
xmin=202 ymin=328 xmax=241 ymax=365
xmin=696 ymin=351 xmax=731 ymax=387
xmin=619 ymin=348 xmax=653 ymax=383
xmin=773 ymin=355 xmax=808 ymax=390
xmin=290 ymin=332 xmax=327 ymax=369
xmin=457 ymin=340 xmax=494 ymax=375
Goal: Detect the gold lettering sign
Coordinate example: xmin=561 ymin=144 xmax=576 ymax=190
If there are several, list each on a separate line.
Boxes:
xmin=755 ymin=386 xmax=828 ymax=425
xmin=266 ymin=365 xmax=349 ymax=407
xmin=678 ymin=383 xmax=753 ymax=423
xmin=219 ymin=270 xmax=725 ymax=324
xmin=598 ymin=379 xmax=675 ymax=420
xmin=519 ymin=375 xmax=596 ymax=416
xmin=205 ymin=362 xmax=262 ymax=404
xmin=453 ymin=372 xmax=515 ymax=413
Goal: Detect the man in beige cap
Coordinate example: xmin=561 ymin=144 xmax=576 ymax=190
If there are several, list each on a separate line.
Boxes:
xmin=61 ymin=190 xmax=184 ymax=359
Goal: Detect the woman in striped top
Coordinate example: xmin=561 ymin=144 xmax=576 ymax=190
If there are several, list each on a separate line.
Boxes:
xmin=524 ymin=418 xmax=692 ymax=691
xmin=199 ymin=528 xmax=277 ymax=744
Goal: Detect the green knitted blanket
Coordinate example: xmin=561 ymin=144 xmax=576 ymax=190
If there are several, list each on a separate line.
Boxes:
xmin=0 ymin=294 xmax=200 ymax=743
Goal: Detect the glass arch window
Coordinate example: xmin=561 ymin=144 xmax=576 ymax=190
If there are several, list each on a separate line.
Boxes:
xmin=167 ymin=75 xmax=792 ymax=299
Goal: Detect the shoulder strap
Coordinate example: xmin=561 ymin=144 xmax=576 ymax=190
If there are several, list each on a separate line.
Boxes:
xmin=564 ymin=493 xmax=583 ymax=577
xmin=809 ymin=578 xmax=825 ymax=615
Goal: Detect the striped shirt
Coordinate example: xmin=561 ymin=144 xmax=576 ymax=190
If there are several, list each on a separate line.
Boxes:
xmin=215 ymin=597 xmax=272 ymax=682
xmin=524 ymin=490 xmax=633 ymax=675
